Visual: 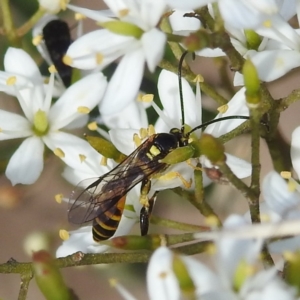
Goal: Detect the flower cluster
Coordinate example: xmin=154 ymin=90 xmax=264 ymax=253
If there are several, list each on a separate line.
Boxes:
xmin=1 ymin=0 xmax=300 ymax=298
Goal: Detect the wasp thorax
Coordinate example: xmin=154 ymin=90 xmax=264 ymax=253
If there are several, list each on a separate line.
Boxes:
xmin=151 ymin=133 xmax=179 ymax=159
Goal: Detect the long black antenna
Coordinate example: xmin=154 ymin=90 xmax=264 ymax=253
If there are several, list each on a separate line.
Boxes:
xmin=189 ymin=115 xmax=249 ymax=134
xmin=178 ymin=51 xmax=189 ymax=128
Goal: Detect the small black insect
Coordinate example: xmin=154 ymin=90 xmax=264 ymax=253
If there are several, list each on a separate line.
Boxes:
xmin=42 ymin=19 xmax=72 ymax=87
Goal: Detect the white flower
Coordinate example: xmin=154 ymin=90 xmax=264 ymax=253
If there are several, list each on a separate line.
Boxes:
xmin=38 ymin=0 xmax=69 ymax=13
xmin=0 ymin=47 xmax=107 ymax=185
xmin=166 ymin=0 xmax=282 ymax=29
xmin=66 ymin=0 xmax=167 ymax=115
xmin=146 ymin=217 xmax=295 ymax=299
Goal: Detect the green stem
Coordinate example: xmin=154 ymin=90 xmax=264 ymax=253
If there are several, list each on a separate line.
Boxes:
xmin=159 ymin=59 xmax=228 ymax=105
xmin=249 ymin=108 xmax=261 ymax=223
xmin=18 ymin=273 xmax=33 ymax=300
xmin=217 ymin=163 xmax=257 ymax=205
xmin=1 ymin=0 xmax=20 ymax=46
xmin=172 ymin=187 xmax=222 ymax=227
xmin=17 ymin=8 xmax=46 ymax=37
xmin=150 ymin=215 xmax=209 ymax=232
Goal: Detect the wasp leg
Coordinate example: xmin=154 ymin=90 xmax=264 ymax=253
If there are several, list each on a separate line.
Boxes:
xmin=186 ymin=159 xmax=202 ymax=171
xmin=157 ymin=171 xmax=192 ymax=188
xmin=140 ymin=191 xmax=158 ymax=236
xmin=139 ymin=178 xmax=151 ymax=207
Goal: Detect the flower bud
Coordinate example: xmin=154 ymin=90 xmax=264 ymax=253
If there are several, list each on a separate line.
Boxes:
xmin=100 ymin=21 xmax=143 ymax=39
xmin=33 ymin=250 xmax=71 ymax=300
xmin=160 ymin=146 xmax=194 ymax=164
xmin=172 ymin=254 xmax=196 ymax=298
xmin=243 ymin=59 xmax=261 ymax=107
xmin=198 ymin=134 xmax=226 ymax=165
xmin=85 ymin=135 xmax=126 ymax=163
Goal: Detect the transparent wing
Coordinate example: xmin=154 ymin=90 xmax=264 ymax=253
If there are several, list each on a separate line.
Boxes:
xmin=68 ymin=139 xmax=167 ymax=224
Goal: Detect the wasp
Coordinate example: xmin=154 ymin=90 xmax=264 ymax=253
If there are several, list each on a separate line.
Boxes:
xmin=68 ymin=52 xmax=250 ymax=242
xmin=42 ymin=19 xmax=72 ymax=87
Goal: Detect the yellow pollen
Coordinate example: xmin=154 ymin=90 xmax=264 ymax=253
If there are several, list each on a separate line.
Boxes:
xmin=48 ymin=65 xmax=57 ymax=74
xmin=142 ymin=94 xmax=154 ymax=103
xmin=148 ymin=124 xmax=155 ymax=136
xmin=0 ymin=128 xmax=2 ymax=133
xmin=60 ymin=0 xmax=69 ymax=10
xmin=59 ymin=229 xmax=70 ymax=241
xmin=118 ymin=8 xmax=129 ymax=17
xmin=283 ymin=251 xmax=298 ymax=262
xmin=137 ymin=93 xmax=143 ymax=102
xmin=263 ymin=20 xmax=272 ymax=28
xmin=260 ymin=213 xmax=271 ymax=222
xmin=218 ymin=104 xmax=228 ymax=114
xmin=79 ymin=154 xmax=86 ymax=162
xmin=32 ymin=35 xmax=43 ymax=46
xmin=88 ymin=122 xmax=98 ymax=131
xmin=77 ymin=106 xmax=90 ymax=114
xmin=133 ymin=133 xmax=142 ymax=147
xmin=193 ymin=74 xmax=204 ymax=83
xmin=62 ymin=55 xmax=73 ymax=66
xmin=206 ymin=243 xmax=217 ymax=255
xmin=287 ymin=179 xmax=298 ymax=192
xmin=280 ymin=171 xmax=291 ymax=179
xmin=74 ymin=12 xmax=86 ymax=20
xmin=139 ymin=127 xmax=148 ymax=139
xmin=205 ymin=215 xmax=219 ymax=227
xmin=159 ymin=271 xmax=168 ymax=279
xmin=109 ymin=278 xmax=118 ymax=287
xmin=55 ymin=194 xmax=63 ymax=204
xmin=6 ymin=76 xmax=16 ymax=86
xmin=100 ymin=156 xmax=108 ymax=166
xmin=96 ymin=53 xmax=103 ymax=64
xmin=54 ymin=148 xmax=65 ymax=158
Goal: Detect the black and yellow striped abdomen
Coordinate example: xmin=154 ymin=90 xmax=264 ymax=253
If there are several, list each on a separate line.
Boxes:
xmin=92 ymin=196 xmax=126 ymax=242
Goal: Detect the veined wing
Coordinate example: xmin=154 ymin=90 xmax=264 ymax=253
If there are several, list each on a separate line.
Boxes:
xmin=68 ymin=136 xmax=168 ymax=224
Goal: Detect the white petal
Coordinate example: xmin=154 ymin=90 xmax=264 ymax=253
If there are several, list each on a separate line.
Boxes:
xmin=100 ymin=50 xmax=145 ymax=115
xmin=158 ymin=70 xmax=201 ymax=129
xmin=166 ymin=0 xmax=215 ymax=10
xmin=49 ymin=73 xmax=107 ymax=130
xmin=219 ymin=0 xmax=278 ymax=29
xmin=6 ymin=136 xmax=44 ymax=185
xmin=0 ymin=110 xmax=32 ymax=140
xmin=43 ymin=132 xmax=103 ymax=174
xmin=102 ymin=101 xmax=148 ymax=129
xmin=4 ymin=48 xmax=43 ymax=85
xmin=291 ymin=126 xmax=300 ymax=179
xmin=147 ymin=247 xmax=180 ymax=300
xmin=56 ymin=226 xmax=108 ymax=257
xmin=142 ymin=28 xmax=166 ymax=72
xmin=225 ymin=153 xmax=251 ymax=178
xmin=250 ymin=50 xmax=300 ymax=82
xmin=66 ymin=29 xmax=136 ymax=69
xmin=262 ymin=171 xmax=300 ymax=216
xmin=38 ymin=0 xmax=61 ymax=13
xmin=67 ymin=4 xmax=114 ymax=22
xmin=109 ymin=128 xmax=138 ymax=155
xmin=204 ymin=88 xmax=249 ymax=137
xmin=169 ymin=9 xmax=201 ymax=34
xmin=139 ymin=0 xmax=168 ymax=28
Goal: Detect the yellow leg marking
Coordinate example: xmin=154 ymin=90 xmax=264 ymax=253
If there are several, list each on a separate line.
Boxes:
xmin=139 ymin=194 xmax=149 ymax=207
xmin=186 ymin=159 xmax=202 ymax=171
xmin=158 ymin=171 xmax=192 ymax=188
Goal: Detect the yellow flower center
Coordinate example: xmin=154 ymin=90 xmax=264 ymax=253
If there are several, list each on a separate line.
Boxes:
xmin=33 ymin=110 xmax=49 ymax=136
